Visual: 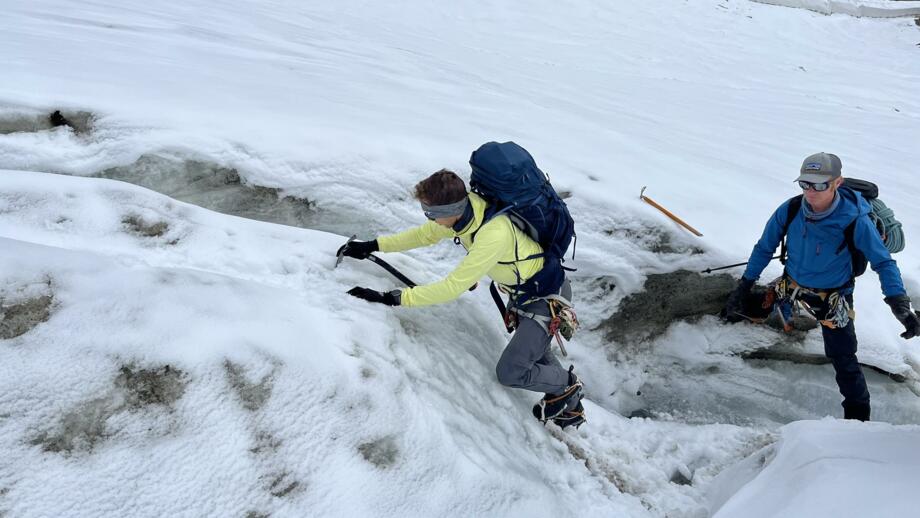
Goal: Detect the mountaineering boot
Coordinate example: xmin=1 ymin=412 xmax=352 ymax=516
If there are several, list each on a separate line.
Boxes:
xmin=843 ymin=401 xmax=870 ymax=422
xmin=552 ymin=399 xmax=586 ymax=429
xmin=532 ymin=366 xmax=584 ymax=424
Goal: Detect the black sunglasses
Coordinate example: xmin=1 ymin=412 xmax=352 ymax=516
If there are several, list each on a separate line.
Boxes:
xmin=798 ymin=180 xmax=831 ymax=192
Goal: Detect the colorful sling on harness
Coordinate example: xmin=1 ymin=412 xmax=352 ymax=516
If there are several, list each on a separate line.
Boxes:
xmin=767 ymin=276 xmax=854 ymax=331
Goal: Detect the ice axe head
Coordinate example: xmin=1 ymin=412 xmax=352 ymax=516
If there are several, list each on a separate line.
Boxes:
xmin=334 ymin=234 xmax=357 ymax=268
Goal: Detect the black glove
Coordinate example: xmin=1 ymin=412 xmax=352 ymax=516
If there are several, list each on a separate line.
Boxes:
xmin=347 ymin=287 xmax=401 ymax=306
xmin=721 ymin=277 xmax=754 ymax=323
xmin=337 ymin=239 xmax=378 ymax=260
xmin=885 ymin=294 xmax=920 ymax=339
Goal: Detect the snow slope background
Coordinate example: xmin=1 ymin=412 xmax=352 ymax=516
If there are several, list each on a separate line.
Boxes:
xmin=753 ymin=0 xmax=920 ymax=18
xmin=1 ymin=0 xmax=920 ymax=517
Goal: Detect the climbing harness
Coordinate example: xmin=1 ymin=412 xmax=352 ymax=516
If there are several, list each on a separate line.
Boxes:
xmin=547 ymin=299 xmax=579 ymax=356
xmin=768 ymin=276 xmax=854 ymax=331
xmin=506 ymin=294 xmax=580 ymax=357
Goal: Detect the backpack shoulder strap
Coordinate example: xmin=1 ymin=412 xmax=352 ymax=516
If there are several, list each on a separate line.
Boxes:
xmin=833 ymin=196 xmax=862 ymax=256
xmin=784 ymin=195 xmax=803 ymax=235
xmin=843 ymin=218 xmax=856 ymax=252
xmin=841 ymin=217 xmax=868 ymax=278
xmin=470 ymin=204 xmax=511 ymax=244
xmin=780 ymin=195 xmax=803 ymax=266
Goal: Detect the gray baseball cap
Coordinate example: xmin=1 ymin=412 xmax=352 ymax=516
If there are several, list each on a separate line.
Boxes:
xmin=795 ymin=152 xmax=842 ymax=183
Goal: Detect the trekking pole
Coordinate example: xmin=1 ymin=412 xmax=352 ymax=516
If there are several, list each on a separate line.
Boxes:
xmin=639 ymin=187 xmax=703 ymax=237
xmin=700 ymin=255 xmax=782 ymax=274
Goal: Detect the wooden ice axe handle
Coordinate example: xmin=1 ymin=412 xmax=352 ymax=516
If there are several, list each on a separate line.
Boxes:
xmin=639 ymin=186 xmax=703 ymax=237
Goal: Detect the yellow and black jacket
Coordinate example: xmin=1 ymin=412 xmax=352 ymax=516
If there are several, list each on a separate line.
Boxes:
xmin=377 ymin=193 xmax=543 ymax=307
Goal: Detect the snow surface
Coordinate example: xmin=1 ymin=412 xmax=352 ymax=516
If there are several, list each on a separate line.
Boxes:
xmin=752 ymin=0 xmax=920 ymax=17
xmin=708 ymin=419 xmax=920 ymax=517
xmin=0 ymin=170 xmax=770 ymax=517
xmin=1 ymin=0 xmax=920 ymax=516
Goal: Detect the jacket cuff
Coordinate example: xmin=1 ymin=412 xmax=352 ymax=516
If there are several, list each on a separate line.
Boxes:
xmin=738 ymin=277 xmax=755 ymax=292
xmin=885 ymin=294 xmax=910 ymax=307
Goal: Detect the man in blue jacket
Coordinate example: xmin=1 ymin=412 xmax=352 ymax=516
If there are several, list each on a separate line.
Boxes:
xmin=722 ymin=152 xmax=920 ymax=421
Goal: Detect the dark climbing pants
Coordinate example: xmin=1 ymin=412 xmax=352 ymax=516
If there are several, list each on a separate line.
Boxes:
xmin=495 ymin=281 xmax=571 ymax=395
xmin=822 ymin=318 xmax=870 ymax=419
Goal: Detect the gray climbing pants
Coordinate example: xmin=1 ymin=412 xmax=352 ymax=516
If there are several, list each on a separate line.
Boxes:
xmin=494 ymin=280 xmax=572 ymax=395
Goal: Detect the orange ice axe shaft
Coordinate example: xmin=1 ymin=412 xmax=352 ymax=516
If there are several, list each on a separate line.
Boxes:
xmin=639 ymin=186 xmax=703 ymax=237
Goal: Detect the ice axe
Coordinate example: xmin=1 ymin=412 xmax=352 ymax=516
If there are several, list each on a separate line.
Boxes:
xmin=639 ymin=187 xmax=703 ymax=237
xmin=334 ymin=235 xmax=356 ymax=269
xmin=366 ymin=255 xmax=418 ymax=288
xmin=336 ymin=235 xmax=480 ymax=292
xmin=335 ymin=234 xmax=418 ymax=288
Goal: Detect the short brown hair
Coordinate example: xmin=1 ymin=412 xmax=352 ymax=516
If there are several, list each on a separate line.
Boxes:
xmin=413 ymin=169 xmax=467 ymax=205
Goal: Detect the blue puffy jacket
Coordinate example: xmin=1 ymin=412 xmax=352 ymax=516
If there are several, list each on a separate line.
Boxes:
xmin=742 ymin=187 xmax=906 ymax=297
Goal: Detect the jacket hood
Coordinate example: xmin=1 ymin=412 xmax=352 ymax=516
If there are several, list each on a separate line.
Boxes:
xmin=835 ymin=186 xmax=871 ymax=220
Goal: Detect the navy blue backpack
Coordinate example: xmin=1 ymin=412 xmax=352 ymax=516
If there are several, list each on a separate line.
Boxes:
xmin=468 ymin=141 xmax=576 ymax=301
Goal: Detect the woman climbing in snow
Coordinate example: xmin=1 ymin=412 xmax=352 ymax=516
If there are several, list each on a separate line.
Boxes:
xmin=338 ymin=143 xmax=584 ymax=429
